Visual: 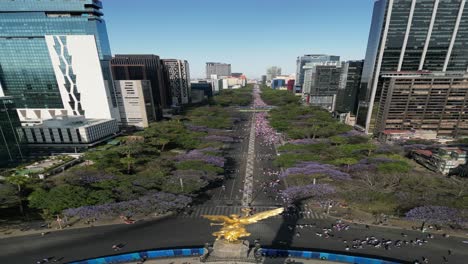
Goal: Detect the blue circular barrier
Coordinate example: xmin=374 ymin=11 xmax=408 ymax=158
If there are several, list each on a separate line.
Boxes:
xmin=69 ymin=248 xmax=401 ymax=264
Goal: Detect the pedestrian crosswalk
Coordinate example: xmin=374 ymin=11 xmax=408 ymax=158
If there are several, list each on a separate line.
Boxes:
xmin=178 ymin=206 xmax=327 ymax=220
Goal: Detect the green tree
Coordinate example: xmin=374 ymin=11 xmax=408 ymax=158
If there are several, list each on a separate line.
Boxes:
xmin=5 ymin=175 xmax=30 ymax=214
xmin=330 ymin=136 xmax=347 ymax=145
xmin=333 ymin=158 xmax=358 ymax=172
xmin=29 ymin=185 xmax=90 ymax=216
xmin=0 ymin=184 xmax=20 ymax=209
xmin=154 ymin=138 xmax=170 ymax=152
xmin=116 ymin=141 xmax=144 ymax=174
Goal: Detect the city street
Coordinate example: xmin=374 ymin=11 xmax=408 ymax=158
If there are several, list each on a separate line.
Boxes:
xmin=0 ymin=105 xmax=467 ymax=264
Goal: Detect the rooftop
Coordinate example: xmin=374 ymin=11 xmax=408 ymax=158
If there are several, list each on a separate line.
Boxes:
xmin=24 ymin=116 xmax=113 ymax=129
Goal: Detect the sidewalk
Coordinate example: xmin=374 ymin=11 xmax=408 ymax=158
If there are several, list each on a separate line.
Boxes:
xmin=0 ymin=212 xmax=173 ymax=239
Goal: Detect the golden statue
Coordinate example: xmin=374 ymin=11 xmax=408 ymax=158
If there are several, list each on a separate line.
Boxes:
xmin=202 ymin=207 xmax=284 ymax=243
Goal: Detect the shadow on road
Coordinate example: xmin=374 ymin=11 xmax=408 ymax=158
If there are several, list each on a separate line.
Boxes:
xmin=271 ymin=205 xmax=299 ymax=249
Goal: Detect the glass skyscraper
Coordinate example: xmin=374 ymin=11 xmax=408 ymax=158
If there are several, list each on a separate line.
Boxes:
xmin=295 ymin=54 xmax=340 ymax=90
xmin=0 ymin=0 xmax=117 ymax=121
xmin=0 ymin=97 xmax=25 ymax=166
xmin=358 ymin=0 xmax=468 ymax=134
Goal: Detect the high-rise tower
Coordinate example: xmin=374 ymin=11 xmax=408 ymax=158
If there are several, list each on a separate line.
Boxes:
xmin=358 ymin=0 xmax=468 ymax=137
xmin=0 ymin=0 xmax=118 ymax=122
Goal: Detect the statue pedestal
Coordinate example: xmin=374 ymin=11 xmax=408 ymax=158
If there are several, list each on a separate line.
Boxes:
xmin=211 ymin=240 xmax=250 ymax=259
xmin=203 ymin=240 xmax=257 ymax=263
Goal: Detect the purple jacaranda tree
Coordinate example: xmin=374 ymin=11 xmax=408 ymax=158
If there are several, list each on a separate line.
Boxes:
xmin=339 ymin=130 xmax=365 ymax=137
xmin=348 ymin=157 xmax=396 ymax=174
xmin=187 ymin=125 xmax=209 ymax=132
xmin=348 ymin=163 xmax=377 ymax=174
xmin=406 ymin=206 xmax=464 ymax=230
xmin=64 ymin=168 xmax=116 ymax=186
xmin=197 ymin=147 xmax=222 ymax=154
xmin=63 ymin=192 xmax=192 ymax=220
xmin=281 ymin=184 xmax=336 ymax=204
xmin=175 ymin=149 xmax=225 ymax=168
xmin=281 ymin=162 xmax=351 ymax=181
xmin=204 ymin=135 xmax=235 ymax=143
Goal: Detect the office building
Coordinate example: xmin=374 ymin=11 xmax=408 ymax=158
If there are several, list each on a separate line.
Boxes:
xmin=114 ymin=80 xmax=156 ymax=129
xmin=0 ymin=97 xmax=25 ymax=166
xmin=206 ymin=63 xmax=231 ymax=79
xmin=191 ymin=82 xmax=214 ymax=98
xmin=271 ymin=79 xmax=286 ymax=90
xmin=0 ymin=0 xmax=118 ymax=122
xmin=22 ymin=116 xmax=118 ymax=146
xmin=335 ymin=60 xmax=365 ymax=114
xmin=303 ymin=61 xmax=344 ymax=111
xmin=375 ymin=72 xmax=468 ymax=137
xmin=225 ymin=76 xmax=247 ymax=89
xmin=209 ymin=79 xmax=224 ymax=93
xmin=111 ymin=55 xmax=170 ymax=114
xmin=287 ymin=80 xmax=295 ymax=91
xmin=161 ymin=59 xmax=191 ymax=106
xmin=296 ymin=54 xmax=340 ymax=91
xmin=261 ymin=75 xmax=267 ymax=85
xmin=358 ymin=0 xmax=468 ymax=137
xmin=266 ymin=67 xmax=282 ymax=81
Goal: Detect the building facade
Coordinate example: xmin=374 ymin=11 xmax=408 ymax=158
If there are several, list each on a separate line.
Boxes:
xmin=358 ymin=0 xmax=468 ymax=135
xmin=266 ymin=67 xmax=282 ymax=81
xmin=206 ymin=62 xmax=231 ymax=79
xmin=0 ymin=0 xmax=118 ymax=122
xmin=191 ymin=82 xmax=214 ymax=98
xmin=111 ymin=55 xmax=170 ymax=114
xmin=296 ymin=54 xmax=340 ymax=91
xmin=114 ymin=80 xmax=156 ymax=129
xmin=22 ymin=116 xmax=119 ymax=146
xmin=0 ymin=97 xmax=25 ymax=166
xmin=287 ymin=79 xmax=295 ymax=91
xmin=162 ymin=59 xmax=191 ymax=106
xmin=411 ymin=147 xmax=467 ymax=175
xmin=303 ymin=61 xmax=344 ymax=111
xmin=335 ymin=60 xmax=365 ymax=113
xmin=271 ymin=79 xmax=286 ymax=90
xmin=375 ymin=72 xmax=468 ymax=137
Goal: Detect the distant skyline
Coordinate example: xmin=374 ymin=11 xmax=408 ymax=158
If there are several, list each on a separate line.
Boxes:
xmin=104 ymin=0 xmax=375 ymax=79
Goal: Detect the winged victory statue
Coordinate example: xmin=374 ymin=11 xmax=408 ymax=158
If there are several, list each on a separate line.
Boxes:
xmin=202 ymin=207 xmax=284 ymax=243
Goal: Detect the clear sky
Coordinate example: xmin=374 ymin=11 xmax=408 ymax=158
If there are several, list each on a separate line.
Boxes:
xmin=104 ymin=0 xmax=375 ymax=79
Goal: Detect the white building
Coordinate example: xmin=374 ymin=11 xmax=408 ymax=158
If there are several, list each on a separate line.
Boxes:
xmin=22 ymin=116 xmax=119 ymax=146
xmin=16 ymin=35 xmax=119 ymax=123
xmin=206 ymin=62 xmax=231 ymax=79
xmin=114 ymin=80 xmax=156 ymax=129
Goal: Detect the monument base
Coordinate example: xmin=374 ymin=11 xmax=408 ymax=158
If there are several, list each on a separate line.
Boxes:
xmin=202 ymin=240 xmax=258 ymax=263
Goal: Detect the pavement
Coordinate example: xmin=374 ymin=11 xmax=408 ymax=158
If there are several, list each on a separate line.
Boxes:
xmin=1 ymin=101 xmax=467 ymax=264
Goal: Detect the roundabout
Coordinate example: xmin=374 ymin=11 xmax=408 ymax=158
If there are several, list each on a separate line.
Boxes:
xmin=69 ymin=247 xmax=400 ymax=264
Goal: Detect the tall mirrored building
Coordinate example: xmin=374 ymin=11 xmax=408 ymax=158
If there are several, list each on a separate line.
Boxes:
xmin=358 ymin=0 xmax=468 ymax=137
xmin=296 ymin=54 xmax=340 ymax=90
xmin=0 ymin=97 xmax=25 ymax=166
xmin=0 ymin=0 xmax=118 ymax=122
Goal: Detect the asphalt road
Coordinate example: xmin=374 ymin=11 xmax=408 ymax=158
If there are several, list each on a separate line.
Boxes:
xmin=0 ymin=109 xmax=467 ymax=264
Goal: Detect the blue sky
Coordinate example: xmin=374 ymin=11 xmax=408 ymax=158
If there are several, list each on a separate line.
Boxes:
xmin=104 ymin=0 xmax=375 ymax=79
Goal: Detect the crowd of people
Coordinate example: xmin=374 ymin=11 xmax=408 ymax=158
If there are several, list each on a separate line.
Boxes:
xmin=285 ymin=219 xmax=453 ymax=264
xmin=253 ymin=88 xmax=281 ymax=146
